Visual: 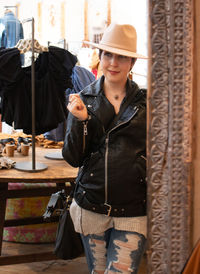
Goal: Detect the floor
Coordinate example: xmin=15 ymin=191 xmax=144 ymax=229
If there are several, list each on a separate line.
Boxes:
xmin=0 ymin=241 xmax=147 ymax=273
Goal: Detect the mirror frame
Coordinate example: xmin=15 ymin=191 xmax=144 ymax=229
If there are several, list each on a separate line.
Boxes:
xmin=147 ymin=0 xmax=193 ymax=272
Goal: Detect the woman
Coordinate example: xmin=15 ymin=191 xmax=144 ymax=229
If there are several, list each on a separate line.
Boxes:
xmin=62 ymin=23 xmax=147 ymax=274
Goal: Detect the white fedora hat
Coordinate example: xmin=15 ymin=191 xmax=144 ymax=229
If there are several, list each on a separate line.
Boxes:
xmin=84 ymin=23 xmax=147 ymax=59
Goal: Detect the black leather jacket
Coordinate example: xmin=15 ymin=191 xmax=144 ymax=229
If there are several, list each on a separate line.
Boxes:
xmin=62 ymin=76 xmax=146 ymax=217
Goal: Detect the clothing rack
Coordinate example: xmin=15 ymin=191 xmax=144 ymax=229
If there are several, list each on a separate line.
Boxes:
xmin=48 ymin=38 xmax=68 ymax=50
xmin=15 ymin=17 xmax=47 ymax=172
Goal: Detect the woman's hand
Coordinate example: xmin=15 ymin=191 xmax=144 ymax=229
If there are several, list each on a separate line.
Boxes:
xmin=67 ymin=94 xmax=88 ymax=121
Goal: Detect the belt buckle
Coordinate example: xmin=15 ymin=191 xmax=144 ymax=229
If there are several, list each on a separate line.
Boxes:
xmin=104 ymin=203 xmax=112 ymax=216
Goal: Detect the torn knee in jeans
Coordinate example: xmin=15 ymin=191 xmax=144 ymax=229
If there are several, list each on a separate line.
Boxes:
xmin=89 ymin=236 xmax=107 ymax=273
xmin=108 ymin=234 xmax=142 ymax=273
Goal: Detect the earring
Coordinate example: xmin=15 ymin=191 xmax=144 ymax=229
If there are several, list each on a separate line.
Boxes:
xmin=128 ymin=70 xmax=133 ymax=80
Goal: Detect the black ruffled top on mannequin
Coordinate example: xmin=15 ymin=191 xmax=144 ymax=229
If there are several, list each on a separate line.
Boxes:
xmin=0 ymin=46 xmax=77 ymax=135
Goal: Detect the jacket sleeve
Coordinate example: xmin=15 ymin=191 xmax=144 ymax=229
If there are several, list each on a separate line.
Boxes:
xmin=62 ymin=112 xmax=92 ymax=168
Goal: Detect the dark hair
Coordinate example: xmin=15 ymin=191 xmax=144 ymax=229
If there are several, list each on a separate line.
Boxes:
xmin=99 ymin=49 xmax=103 ymax=59
xmin=98 ymin=49 xmax=136 ymax=63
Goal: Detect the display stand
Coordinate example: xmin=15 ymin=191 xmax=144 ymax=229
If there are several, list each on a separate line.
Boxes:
xmin=44 ymin=121 xmax=65 ymax=160
xmin=44 ymin=119 xmax=66 ymax=160
xmin=15 ymin=18 xmax=47 ymax=172
xmin=44 ymin=151 xmax=63 ymax=160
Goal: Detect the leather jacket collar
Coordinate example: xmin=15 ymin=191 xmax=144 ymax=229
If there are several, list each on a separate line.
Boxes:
xmin=81 ymin=75 xmax=139 ymax=98
xmin=80 ymin=76 xmax=144 ymax=131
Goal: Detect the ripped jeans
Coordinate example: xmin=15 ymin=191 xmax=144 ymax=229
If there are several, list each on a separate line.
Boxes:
xmin=81 ymin=228 xmax=146 ymax=274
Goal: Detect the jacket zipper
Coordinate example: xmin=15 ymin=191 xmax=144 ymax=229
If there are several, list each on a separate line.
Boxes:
xmin=83 ymin=120 xmax=88 ymax=153
xmin=104 ymin=106 xmax=139 ymax=204
xmin=82 ymin=114 xmax=105 ymax=153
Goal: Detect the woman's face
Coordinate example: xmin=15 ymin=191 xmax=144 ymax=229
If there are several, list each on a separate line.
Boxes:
xmin=100 ymin=51 xmax=134 ymax=84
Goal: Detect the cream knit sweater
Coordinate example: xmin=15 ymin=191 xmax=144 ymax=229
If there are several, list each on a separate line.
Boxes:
xmin=70 ymin=200 xmax=147 ymax=237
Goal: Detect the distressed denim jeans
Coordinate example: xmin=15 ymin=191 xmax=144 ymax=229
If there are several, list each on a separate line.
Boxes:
xmin=81 ymin=228 xmax=146 ymax=273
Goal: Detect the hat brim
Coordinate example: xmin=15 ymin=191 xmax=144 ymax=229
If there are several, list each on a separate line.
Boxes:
xmin=84 ymin=41 xmax=148 ymax=59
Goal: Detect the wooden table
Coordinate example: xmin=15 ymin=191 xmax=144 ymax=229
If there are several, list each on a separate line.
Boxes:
xmin=0 ymin=146 xmax=78 ymax=266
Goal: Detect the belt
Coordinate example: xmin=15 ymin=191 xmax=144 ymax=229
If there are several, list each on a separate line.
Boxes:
xmin=84 ymin=202 xmax=128 ymax=217
xmin=75 ymin=192 xmax=146 ymax=217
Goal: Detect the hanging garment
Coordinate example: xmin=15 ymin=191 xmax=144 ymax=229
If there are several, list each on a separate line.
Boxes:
xmin=71 ymin=65 xmax=96 ymax=92
xmin=43 ymin=65 xmax=95 ymax=141
xmin=0 ymin=10 xmax=24 ymax=66
xmin=0 ymin=11 xmax=24 ymax=48
xmin=0 ymin=46 xmax=77 ymax=135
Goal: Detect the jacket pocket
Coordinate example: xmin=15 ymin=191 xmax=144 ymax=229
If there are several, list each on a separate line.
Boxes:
xmin=134 ymin=155 xmax=146 ymax=184
xmin=74 ymin=182 xmax=87 ymax=205
xmin=81 ymin=151 xmax=102 ymax=179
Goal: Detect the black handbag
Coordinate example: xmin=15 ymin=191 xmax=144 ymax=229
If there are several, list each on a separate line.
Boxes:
xmin=43 ymin=188 xmax=84 ymax=260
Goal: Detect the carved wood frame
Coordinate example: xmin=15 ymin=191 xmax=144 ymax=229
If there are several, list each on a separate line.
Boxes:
xmin=147 ymin=0 xmax=193 ymax=273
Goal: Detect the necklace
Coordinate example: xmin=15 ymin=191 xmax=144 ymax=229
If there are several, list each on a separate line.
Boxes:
xmin=114 ymin=95 xmax=119 ymax=100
